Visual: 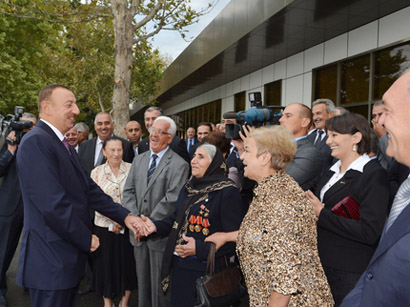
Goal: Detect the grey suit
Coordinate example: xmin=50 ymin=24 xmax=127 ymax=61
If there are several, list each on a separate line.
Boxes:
xmin=286 ymin=137 xmax=324 ymax=191
xmin=123 ymin=147 xmax=189 ymax=307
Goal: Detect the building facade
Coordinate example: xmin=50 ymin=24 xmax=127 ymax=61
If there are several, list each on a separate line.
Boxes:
xmin=131 ymin=0 xmax=410 ymax=135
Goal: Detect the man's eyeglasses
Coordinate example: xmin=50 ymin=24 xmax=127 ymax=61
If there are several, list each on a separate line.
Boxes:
xmin=149 ymin=127 xmax=170 ymax=136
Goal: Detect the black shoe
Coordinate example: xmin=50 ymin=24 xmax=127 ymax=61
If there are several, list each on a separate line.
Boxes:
xmin=0 ymin=295 xmax=7 ymax=307
xmin=78 ymin=285 xmax=93 ymax=295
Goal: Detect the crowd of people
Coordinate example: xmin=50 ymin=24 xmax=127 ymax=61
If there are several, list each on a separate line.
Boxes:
xmin=1 ymin=71 xmax=410 ymax=307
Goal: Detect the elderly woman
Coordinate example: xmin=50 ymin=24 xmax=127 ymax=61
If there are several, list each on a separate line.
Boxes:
xmin=91 ymin=136 xmax=136 ymax=307
xmin=305 ymin=113 xmax=390 ymax=306
xmin=137 ymin=143 xmax=245 ymax=306
xmin=206 ymin=126 xmax=333 ymax=307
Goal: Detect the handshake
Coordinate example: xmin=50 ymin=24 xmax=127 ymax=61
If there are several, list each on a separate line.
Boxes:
xmin=131 ymin=215 xmax=157 ymax=242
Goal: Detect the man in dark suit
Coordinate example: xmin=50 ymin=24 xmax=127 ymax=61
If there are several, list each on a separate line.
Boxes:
xmin=16 ymin=84 xmax=141 ymax=307
xmin=0 ymin=114 xmax=36 ymax=307
xmin=308 ymin=98 xmax=336 ymax=169
xmin=341 ymin=71 xmax=410 ymax=306
xmin=185 ymin=127 xmax=198 ymax=153
xmin=124 ymin=116 xmax=189 ymax=307
xmin=78 ymin=112 xmax=134 ymax=176
xmin=138 ymin=106 xmax=190 ymax=163
xmin=188 ymin=122 xmax=213 ymax=158
xmin=124 ymin=120 xmax=142 ymax=155
xmin=279 ymin=103 xmax=324 ymax=190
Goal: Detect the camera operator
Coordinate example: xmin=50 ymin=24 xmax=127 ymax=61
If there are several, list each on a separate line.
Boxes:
xmin=0 ymin=113 xmax=36 ymax=307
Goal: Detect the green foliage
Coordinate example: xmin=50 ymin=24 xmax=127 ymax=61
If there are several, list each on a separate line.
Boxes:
xmin=0 ymin=8 xmax=62 ymax=115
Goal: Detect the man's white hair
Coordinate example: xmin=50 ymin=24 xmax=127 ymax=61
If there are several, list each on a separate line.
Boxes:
xmin=154 ymin=116 xmax=177 ymax=136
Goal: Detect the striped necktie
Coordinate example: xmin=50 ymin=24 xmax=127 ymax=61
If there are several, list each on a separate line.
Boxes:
xmin=384 ymin=177 xmax=410 ymax=232
xmin=147 ymin=154 xmax=158 ymax=183
xmin=62 ymin=138 xmax=70 ymax=153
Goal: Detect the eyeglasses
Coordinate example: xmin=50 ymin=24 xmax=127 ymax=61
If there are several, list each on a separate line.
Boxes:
xmin=148 ymin=127 xmax=170 ymax=136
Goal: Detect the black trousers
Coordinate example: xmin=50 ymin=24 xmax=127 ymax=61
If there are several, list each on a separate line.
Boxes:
xmin=0 ymin=207 xmax=23 ymax=296
xmin=29 ymin=286 xmax=79 ymax=307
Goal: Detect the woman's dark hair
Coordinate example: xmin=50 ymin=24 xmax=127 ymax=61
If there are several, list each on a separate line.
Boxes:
xmin=102 ymin=136 xmax=123 ymax=150
xmin=325 ymin=113 xmax=372 ymax=155
xmin=202 ymin=131 xmax=231 ymax=155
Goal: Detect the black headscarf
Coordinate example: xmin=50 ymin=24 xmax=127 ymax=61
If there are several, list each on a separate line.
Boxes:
xmin=161 ymin=145 xmax=236 ymax=293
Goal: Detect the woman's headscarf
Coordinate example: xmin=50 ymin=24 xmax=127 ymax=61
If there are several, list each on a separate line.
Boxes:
xmin=161 ymin=144 xmax=237 ymax=292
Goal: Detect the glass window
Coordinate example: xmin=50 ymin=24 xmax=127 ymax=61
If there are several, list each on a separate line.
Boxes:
xmin=234 ymin=92 xmax=246 ymax=112
xmin=340 ymin=54 xmax=370 ymax=104
xmin=373 ymin=42 xmax=410 ymax=101
xmin=264 ymin=80 xmax=282 ymax=106
xmin=314 ymin=64 xmax=337 ymax=103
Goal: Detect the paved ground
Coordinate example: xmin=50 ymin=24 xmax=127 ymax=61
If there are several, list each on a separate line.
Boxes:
xmin=4 ymin=244 xmax=138 ymax=307
xmin=5 ymin=244 xmax=248 ymax=307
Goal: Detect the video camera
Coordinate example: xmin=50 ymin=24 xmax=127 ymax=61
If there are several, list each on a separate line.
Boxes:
xmin=0 ymin=106 xmax=33 ymax=146
xmin=225 ymin=92 xmax=284 ymax=139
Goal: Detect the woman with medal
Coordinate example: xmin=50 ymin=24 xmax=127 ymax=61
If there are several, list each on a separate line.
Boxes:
xmin=205 ymin=126 xmax=333 ymax=307
xmin=90 ymin=136 xmax=136 ymax=307
xmin=136 ymin=143 xmax=245 ymax=306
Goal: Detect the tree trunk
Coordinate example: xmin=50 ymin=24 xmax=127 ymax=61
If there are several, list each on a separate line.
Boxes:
xmin=111 ymin=0 xmax=134 ymax=138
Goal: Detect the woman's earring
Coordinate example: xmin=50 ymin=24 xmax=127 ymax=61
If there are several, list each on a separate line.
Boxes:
xmin=353 ymin=144 xmax=357 ymax=152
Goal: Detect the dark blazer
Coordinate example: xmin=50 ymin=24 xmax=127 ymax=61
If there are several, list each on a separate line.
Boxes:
xmin=138 ymin=135 xmax=190 ymax=164
xmin=285 ymin=137 xmax=324 ymax=191
xmin=185 ymin=138 xmax=198 ymax=152
xmin=308 ymin=129 xmax=335 ymax=169
xmin=78 ymin=136 xmax=134 ymax=175
xmin=341 ymin=192 xmax=410 ymax=307
xmin=16 ymin=121 xmax=130 ymax=290
xmin=0 ymin=143 xmax=22 ymax=217
xmin=315 ymin=160 xmax=390 ymax=273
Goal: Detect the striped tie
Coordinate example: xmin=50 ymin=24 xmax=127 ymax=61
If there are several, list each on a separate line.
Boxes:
xmin=385 ymin=177 xmax=410 ymax=232
xmin=147 ymin=154 xmax=158 ymax=183
xmin=62 ymin=137 xmax=70 ymax=153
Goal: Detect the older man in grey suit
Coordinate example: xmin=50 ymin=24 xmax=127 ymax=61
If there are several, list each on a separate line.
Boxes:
xmin=123 ymin=116 xmax=189 ymax=307
xmin=279 ymin=103 xmax=324 ymax=191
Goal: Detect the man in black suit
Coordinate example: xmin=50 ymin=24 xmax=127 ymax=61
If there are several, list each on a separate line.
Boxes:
xmin=308 ymin=98 xmax=336 ymax=169
xmin=138 ymin=107 xmax=190 ymax=163
xmin=78 ymin=112 xmax=134 ymax=176
xmin=124 ymin=120 xmax=142 ymax=155
xmin=279 ymin=103 xmax=324 ymax=191
xmin=185 ymin=127 xmax=198 ymax=153
xmin=188 ymin=122 xmax=213 ymax=158
xmin=0 ymin=113 xmax=36 ymax=307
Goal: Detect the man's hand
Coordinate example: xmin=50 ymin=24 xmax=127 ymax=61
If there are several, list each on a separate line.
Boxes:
xmin=7 ymin=131 xmax=17 ymax=153
xmin=124 ymin=214 xmax=143 ymax=239
xmin=174 ymin=235 xmax=196 ymax=258
xmin=90 ymin=234 xmax=100 ymax=252
xmin=140 ymin=214 xmax=157 ymax=236
xmin=112 ymin=222 xmax=123 ymax=235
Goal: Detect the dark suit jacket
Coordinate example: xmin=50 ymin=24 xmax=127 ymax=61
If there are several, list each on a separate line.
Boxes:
xmin=16 ymin=121 xmax=130 ymax=290
xmin=314 ymin=160 xmax=390 ymax=273
xmin=285 ymin=137 xmax=324 ymax=191
xmin=341 ymin=193 xmax=410 ymax=307
xmin=0 ymin=143 xmax=22 ymax=217
xmin=185 ymin=138 xmax=198 ymax=152
xmin=138 ymin=135 xmax=190 ymax=163
xmin=78 ymin=136 xmax=134 ymax=175
xmin=308 ymin=129 xmax=335 ymax=169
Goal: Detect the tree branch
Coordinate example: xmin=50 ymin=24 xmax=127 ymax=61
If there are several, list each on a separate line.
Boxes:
xmin=132 ymin=0 xmax=164 ymax=32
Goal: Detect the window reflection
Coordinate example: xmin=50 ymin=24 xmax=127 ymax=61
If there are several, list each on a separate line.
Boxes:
xmin=264 ymin=80 xmax=282 ymax=106
xmin=314 ymin=64 xmax=337 ymax=103
xmin=340 ymin=54 xmax=370 ymax=104
xmin=234 ymin=91 xmax=246 ymax=112
xmin=373 ymin=43 xmax=410 ymax=101
xmin=171 ymin=99 xmax=222 ymax=135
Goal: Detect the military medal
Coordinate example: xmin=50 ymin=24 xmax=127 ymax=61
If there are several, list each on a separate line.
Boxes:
xmin=202 ymin=218 xmax=210 ymax=236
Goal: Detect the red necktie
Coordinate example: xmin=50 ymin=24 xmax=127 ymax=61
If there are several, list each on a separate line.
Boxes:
xmin=62 ymin=137 xmax=70 ymax=152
